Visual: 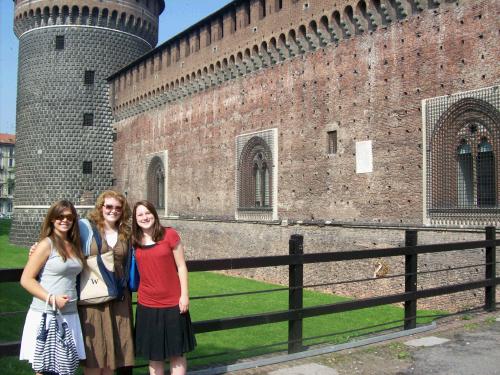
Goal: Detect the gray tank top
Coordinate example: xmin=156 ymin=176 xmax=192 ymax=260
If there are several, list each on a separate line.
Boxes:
xmin=29 ymin=238 xmax=83 ymax=314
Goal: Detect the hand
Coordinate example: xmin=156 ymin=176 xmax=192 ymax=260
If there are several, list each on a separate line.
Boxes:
xmin=52 ymin=295 xmax=69 ymax=310
xmin=179 ymin=294 xmax=189 ymax=313
xmin=29 ymin=242 xmax=39 ymax=256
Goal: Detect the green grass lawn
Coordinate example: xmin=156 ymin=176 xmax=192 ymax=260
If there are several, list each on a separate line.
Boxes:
xmin=0 ymin=219 xmax=444 ymax=374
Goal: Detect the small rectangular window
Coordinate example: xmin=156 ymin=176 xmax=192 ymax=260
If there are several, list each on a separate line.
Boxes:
xmin=327 ymin=130 xmax=337 ymax=154
xmin=83 ymin=161 xmax=93 ymax=174
xmin=83 ymin=113 xmax=94 ymax=127
xmin=55 ymin=35 xmax=65 ymax=50
xmin=112 ymin=131 xmax=117 ymax=142
xmin=84 ymin=70 xmax=95 ymax=85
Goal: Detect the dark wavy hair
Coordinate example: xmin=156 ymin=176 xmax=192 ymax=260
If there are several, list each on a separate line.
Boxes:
xmin=132 ymin=200 xmax=164 ymax=247
xmin=39 ymin=200 xmax=84 ymax=263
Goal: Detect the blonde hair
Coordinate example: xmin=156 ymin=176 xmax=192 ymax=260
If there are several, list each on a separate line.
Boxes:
xmin=39 ymin=200 xmax=84 ymax=263
xmin=87 ymin=190 xmax=131 ymax=241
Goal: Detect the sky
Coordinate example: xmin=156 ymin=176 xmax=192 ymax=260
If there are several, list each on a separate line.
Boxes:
xmin=0 ymin=0 xmax=233 ymax=135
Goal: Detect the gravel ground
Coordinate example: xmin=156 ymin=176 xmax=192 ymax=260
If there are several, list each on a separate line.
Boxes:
xmin=227 ymin=311 xmax=500 ymax=375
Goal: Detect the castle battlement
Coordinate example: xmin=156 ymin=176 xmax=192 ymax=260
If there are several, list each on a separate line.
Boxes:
xmin=13 ymin=0 xmax=164 ymax=46
xmin=109 ymin=0 xmax=455 ymax=120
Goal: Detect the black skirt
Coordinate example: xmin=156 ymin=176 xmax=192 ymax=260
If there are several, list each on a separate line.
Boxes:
xmin=135 ymin=303 xmax=197 ymax=361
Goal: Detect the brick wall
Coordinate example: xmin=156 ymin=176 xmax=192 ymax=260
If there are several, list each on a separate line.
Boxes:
xmin=112 ymin=0 xmax=499 ymax=311
xmin=113 ymin=0 xmax=499 ymax=225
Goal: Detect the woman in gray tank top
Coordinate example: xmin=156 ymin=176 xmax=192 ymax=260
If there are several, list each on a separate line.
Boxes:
xmin=19 ymin=200 xmax=87 ymax=373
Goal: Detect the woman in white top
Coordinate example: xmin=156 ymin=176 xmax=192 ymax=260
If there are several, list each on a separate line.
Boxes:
xmin=19 ymin=200 xmax=86 ymax=373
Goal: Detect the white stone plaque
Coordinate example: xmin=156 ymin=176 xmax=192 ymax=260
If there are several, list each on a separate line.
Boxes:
xmin=356 ymin=140 xmax=373 ymax=174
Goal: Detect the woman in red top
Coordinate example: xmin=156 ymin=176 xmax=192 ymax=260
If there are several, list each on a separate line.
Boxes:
xmin=132 ymin=200 xmax=196 ymax=375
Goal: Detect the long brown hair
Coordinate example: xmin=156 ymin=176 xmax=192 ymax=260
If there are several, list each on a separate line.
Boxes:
xmin=87 ymin=190 xmax=131 ymax=241
xmin=132 ymin=200 xmax=164 ymax=247
xmin=39 ymin=200 xmax=84 ymax=263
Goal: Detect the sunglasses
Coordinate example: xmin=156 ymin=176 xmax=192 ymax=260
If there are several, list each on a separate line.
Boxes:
xmin=56 ymin=214 xmax=74 ymax=221
xmin=103 ymin=204 xmax=123 ymax=212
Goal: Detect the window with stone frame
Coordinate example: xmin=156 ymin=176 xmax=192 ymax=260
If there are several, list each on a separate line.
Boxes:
xmin=147 ymin=156 xmax=165 ymax=209
xmin=238 ymin=137 xmax=272 ymax=209
xmin=425 ymin=87 xmax=500 ymax=226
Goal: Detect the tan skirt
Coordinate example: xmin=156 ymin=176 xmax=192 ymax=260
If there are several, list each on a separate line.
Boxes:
xmin=78 ymin=290 xmax=134 ymax=370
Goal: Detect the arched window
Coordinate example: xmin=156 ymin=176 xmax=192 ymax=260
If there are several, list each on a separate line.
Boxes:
xmin=455 ymin=123 xmax=497 ymax=209
xmin=147 ymin=156 xmax=165 ymax=209
xmin=477 ymin=139 xmax=495 ymax=207
xmin=457 ymin=142 xmax=472 ymax=207
xmin=426 ymin=93 xmax=500 ymax=224
xmin=238 ymin=136 xmax=273 ymax=209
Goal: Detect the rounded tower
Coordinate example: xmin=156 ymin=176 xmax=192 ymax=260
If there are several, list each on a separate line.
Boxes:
xmin=11 ymin=0 xmax=164 ymax=245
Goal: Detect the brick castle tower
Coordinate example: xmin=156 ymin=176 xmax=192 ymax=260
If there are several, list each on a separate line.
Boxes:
xmin=11 ymin=0 xmax=164 ymax=245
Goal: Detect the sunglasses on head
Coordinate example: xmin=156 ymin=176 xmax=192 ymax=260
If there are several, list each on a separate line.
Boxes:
xmin=56 ymin=214 xmax=74 ymax=221
xmin=104 ymin=204 xmax=123 ymax=212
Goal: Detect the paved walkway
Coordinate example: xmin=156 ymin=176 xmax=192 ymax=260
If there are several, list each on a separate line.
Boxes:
xmin=199 ymin=310 xmax=500 ymax=375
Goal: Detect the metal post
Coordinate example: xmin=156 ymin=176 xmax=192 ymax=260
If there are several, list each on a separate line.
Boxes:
xmin=485 ymin=226 xmax=496 ymax=312
xmin=288 ymin=234 xmax=303 ymax=354
xmin=404 ymin=230 xmax=418 ymax=330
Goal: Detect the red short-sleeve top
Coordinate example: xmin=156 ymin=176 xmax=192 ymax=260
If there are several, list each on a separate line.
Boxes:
xmin=135 ymin=227 xmax=181 ymax=308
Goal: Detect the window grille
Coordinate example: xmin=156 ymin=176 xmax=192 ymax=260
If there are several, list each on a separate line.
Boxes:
xmin=424 ymin=86 xmax=500 ymax=225
xmin=84 ymin=70 xmax=95 ymax=85
xmin=82 ymin=161 xmax=92 ymax=174
xmin=83 ymin=113 xmax=94 ymax=127
xmin=327 ymin=130 xmax=337 ymax=154
xmin=55 ymin=35 xmax=65 ymax=50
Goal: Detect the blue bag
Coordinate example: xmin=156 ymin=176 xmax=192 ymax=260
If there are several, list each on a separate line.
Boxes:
xmin=128 ymin=247 xmax=140 ymax=292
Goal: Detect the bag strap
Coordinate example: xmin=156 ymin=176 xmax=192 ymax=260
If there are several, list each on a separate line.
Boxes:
xmin=44 ymin=293 xmax=56 ymax=312
xmin=90 ymin=224 xmax=102 ymax=255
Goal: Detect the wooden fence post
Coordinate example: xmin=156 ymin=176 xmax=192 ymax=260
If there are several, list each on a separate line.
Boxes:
xmin=404 ymin=230 xmax=418 ymax=330
xmin=485 ymin=226 xmax=496 ymax=312
xmin=288 ymin=234 xmax=303 ymax=354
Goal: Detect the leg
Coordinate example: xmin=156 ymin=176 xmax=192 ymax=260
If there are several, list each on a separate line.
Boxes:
xmin=149 ymin=360 xmax=165 ymax=375
xmin=170 ymin=355 xmax=187 ymax=375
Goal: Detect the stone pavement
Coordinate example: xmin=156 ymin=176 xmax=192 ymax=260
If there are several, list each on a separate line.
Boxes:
xmin=208 ymin=311 xmax=500 ymax=375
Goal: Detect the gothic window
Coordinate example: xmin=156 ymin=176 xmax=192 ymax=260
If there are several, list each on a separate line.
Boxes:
xmin=238 ymin=136 xmax=273 ymax=210
xmin=456 ymin=126 xmax=496 ymax=208
xmin=147 ymin=156 xmax=165 ymax=209
xmin=426 ymin=92 xmax=500 ymax=224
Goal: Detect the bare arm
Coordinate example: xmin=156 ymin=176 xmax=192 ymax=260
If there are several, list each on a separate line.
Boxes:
xmin=173 ymin=242 xmax=189 ymax=313
xmin=20 ymin=238 xmax=69 ymax=309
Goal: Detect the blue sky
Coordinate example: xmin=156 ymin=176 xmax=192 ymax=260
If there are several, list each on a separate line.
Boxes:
xmin=0 ymin=0 xmax=233 ymax=135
